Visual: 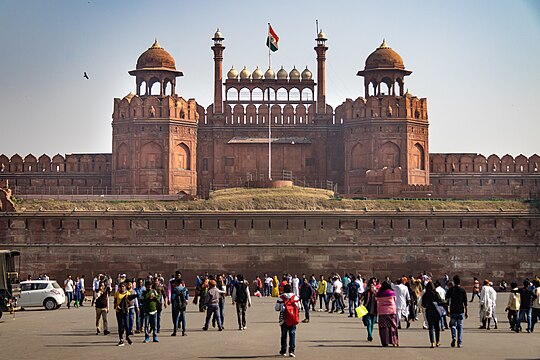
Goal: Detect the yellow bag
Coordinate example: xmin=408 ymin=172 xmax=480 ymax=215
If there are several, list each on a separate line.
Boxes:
xmin=355 ymin=304 xmax=368 ymax=318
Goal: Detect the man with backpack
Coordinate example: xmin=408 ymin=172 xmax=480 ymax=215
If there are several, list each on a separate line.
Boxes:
xmin=275 ymin=283 xmax=300 ymax=357
xmin=171 ymin=278 xmax=189 ymax=336
xmin=232 ymin=274 xmax=252 ymax=330
xmin=347 ymin=275 xmax=360 ymax=317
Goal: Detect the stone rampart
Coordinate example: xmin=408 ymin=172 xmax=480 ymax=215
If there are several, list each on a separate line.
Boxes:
xmin=0 ymin=211 xmax=538 ymax=284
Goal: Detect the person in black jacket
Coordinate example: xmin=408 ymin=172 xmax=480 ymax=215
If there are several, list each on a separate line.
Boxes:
xmin=299 ymin=278 xmax=314 ymax=323
xmin=518 ymin=280 xmax=534 ymax=332
xmin=422 ymin=281 xmax=446 ymax=348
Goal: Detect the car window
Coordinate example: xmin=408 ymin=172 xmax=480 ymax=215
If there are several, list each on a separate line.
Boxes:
xmin=52 ymin=282 xmax=61 ymax=289
xmin=21 ymin=283 xmax=31 ymax=291
xmin=35 ymin=283 xmax=48 ymax=290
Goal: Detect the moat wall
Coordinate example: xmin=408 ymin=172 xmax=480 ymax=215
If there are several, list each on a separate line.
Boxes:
xmin=0 ymin=211 xmax=538 ymax=284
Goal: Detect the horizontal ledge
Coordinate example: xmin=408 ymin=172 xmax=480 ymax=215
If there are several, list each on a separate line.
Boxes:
xmin=1 ymin=243 xmax=537 ymax=248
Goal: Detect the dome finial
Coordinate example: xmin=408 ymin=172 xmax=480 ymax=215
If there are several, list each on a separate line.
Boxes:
xmin=152 ymin=38 xmax=161 ymax=49
xmin=379 ymin=38 xmax=390 ymax=49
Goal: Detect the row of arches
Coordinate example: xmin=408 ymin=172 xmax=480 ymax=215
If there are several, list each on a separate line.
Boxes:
xmin=136 ymin=78 xmax=176 ymax=96
xmin=349 ymin=142 xmax=426 ymax=171
xmin=0 ymin=154 xmax=111 ymax=174
xmin=430 ymin=154 xmax=540 ymax=174
xmin=226 ymin=87 xmax=315 ymax=103
xmin=224 ymin=103 xmax=316 ymax=126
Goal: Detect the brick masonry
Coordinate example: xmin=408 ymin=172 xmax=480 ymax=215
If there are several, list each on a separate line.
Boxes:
xmin=0 ymin=211 xmax=538 ymax=284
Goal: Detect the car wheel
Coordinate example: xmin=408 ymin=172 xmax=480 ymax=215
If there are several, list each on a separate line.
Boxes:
xmin=44 ymin=298 xmax=57 ymax=310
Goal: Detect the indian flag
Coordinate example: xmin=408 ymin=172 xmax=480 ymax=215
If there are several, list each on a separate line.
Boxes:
xmin=266 ymin=24 xmax=279 ymax=52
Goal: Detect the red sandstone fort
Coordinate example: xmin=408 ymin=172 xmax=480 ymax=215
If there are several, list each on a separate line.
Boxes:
xmin=0 ymin=31 xmax=538 ymax=199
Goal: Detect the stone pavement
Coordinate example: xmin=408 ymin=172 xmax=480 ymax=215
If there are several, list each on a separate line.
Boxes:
xmin=0 ymin=293 xmax=538 ymax=359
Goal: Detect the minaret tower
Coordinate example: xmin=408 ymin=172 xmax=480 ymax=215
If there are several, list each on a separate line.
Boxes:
xmin=314 ymin=30 xmax=328 ymax=114
xmin=211 ymin=29 xmax=225 ymax=115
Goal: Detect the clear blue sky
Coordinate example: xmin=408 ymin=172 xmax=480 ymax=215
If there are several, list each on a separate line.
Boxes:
xmin=1 ymin=0 xmax=539 ymax=157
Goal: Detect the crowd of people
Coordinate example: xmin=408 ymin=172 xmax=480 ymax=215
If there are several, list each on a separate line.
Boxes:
xmin=45 ymin=271 xmax=540 ymax=355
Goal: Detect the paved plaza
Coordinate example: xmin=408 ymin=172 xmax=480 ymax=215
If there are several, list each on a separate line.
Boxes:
xmin=0 ymin=293 xmax=538 ymax=360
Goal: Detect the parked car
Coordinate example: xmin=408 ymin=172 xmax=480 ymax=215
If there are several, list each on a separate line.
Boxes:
xmin=19 ymin=280 xmax=65 ymax=310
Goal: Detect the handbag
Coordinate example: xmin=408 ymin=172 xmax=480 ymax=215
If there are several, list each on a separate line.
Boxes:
xmin=355 ymin=304 xmax=369 ymax=318
xmin=433 ymin=301 xmax=446 ymax=317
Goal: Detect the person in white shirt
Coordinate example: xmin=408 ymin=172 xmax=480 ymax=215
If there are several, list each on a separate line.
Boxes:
xmin=64 ymin=275 xmax=74 ymax=309
xmin=435 ymin=280 xmax=448 ymax=329
xmin=392 ymin=277 xmax=411 ymax=329
xmin=332 ymin=277 xmax=345 ymax=313
xmin=479 ymin=279 xmax=498 ymax=329
xmin=264 ymin=276 xmax=273 ymax=297
xmin=292 ymin=275 xmax=300 ymax=296
xmin=92 ymin=275 xmax=101 ymax=306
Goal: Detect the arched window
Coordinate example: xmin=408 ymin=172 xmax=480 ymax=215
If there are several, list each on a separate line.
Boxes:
xmin=178 ymin=143 xmax=191 ymax=170
xmin=226 ymin=87 xmax=239 ymax=101
xmin=239 ymin=88 xmax=250 ymax=101
xmin=301 ymin=88 xmax=313 ymax=102
xmin=276 ymin=88 xmax=288 ymax=102
xmin=252 ymin=88 xmax=264 ymax=101
xmin=411 ymin=143 xmax=425 ymax=170
xmin=289 ymin=88 xmax=300 ymax=101
xmin=380 ymin=142 xmax=400 ymax=168
xmin=351 ymin=143 xmax=368 ymax=170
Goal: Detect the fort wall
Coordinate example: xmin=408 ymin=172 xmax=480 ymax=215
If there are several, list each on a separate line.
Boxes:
xmin=1 ymin=211 xmax=538 ymax=283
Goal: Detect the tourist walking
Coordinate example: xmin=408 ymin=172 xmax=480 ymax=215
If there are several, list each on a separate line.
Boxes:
xmin=446 ymin=275 xmax=468 ymax=348
xmin=506 ymin=282 xmax=521 ymax=332
xmin=360 ymin=280 xmax=377 ymax=342
xmin=479 ymin=280 xmax=497 ymax=329
xmin=143 ymin=279 xmax=161 ymax=343
xmin=275 ymin=283 xmax=300 ymax=357
xmin=125 ymin=281 xmax=138 ymax=336
xmin=421 ymin=281 xmax=445 ymax=348
xmin=299 ymin=277 xmax=314 ymax=323
xmin=347 ymin=275 xmax=360 ymax=317
xmin=518 ymin=280 xmax=534 ymax=332
xmin=94 ymin=282 xmax=110 ymax=336
xmin=113 ymin=282 xmax=136 ymax=346
xmin=531 ymin=279 xmax=540 ymax=332
xmin=134 ymin=278 xmax=146 ymax=333
xmin=92 ymin=274 xmax=100 ymax=306
xmin=171 ymin=278 xmax=188 ymax=336
xmin=64 ymin=275 xmax=74 ymax=309
xmin=375 ymin=281 xmax=399 ymax=347
xmin=272 ymin=275 xmax=280 ymax=297
xmin=435 ymin=280 xmax=448 ymax=330
xmin=469 ymin=277 xmax=480 ymax=302
xmin=317 ymin=275 xmax=327 ymax=311
xmin=232 ymin=274 xmax=251 ymax=330
xmin=393 ymin=277 xmax=411 ymax=329
xmin=203 ymin=280 xmax=225 ymax=331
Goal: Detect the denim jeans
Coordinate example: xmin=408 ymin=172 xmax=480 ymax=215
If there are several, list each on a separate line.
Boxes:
xmin=115 ymin=311 xmax=129 ymax=341
xmin=280 ymin=324 xmax=296 ymax=354
xmin=127 ymin=308 xmax=135 ymax=334
xmin=144 ymin=312 xmax=158 ymax=341
xmin=427 ymin=317 xmax=441 ymax=344
xmin=348 ymin=298 xmax=358 ymax=316
xmin=172 ymin=307 xmax=186 ymax=334
xmin=302 ymin=299 xmax=310 ymax=320
xmin=449 ymin=313 xmax=464 ymax=345
xmin=236 ymin=302 xmax=247 ymax=328
xmin=66 ymin=291 xmax=73 ymax=308
xmin=364 ymin=314 xmax=375 ymax=340
xmin=518 ymin=308 xmax=532 ymax=331
xmin=205 ymin=304 xmax=222 ymax=329
xmin=326 ymin=293 xmax=332 ymax=310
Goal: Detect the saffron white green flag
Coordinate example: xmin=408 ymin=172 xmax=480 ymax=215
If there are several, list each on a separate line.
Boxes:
xmin=266 ymin=24 xmax=279 ymax=52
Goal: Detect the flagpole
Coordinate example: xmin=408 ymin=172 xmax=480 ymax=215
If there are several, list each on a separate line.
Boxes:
xmin=267 ymin=22 xmax=272 ymax=181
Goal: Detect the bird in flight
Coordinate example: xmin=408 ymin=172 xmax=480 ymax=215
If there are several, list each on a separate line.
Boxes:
xmin=83 ymin=72 xmax=89 ymax=79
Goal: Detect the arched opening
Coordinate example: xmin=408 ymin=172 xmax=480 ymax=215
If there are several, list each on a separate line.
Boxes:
xmin=289 ymin=88 xmax=300 ymax=101
xmin=265 ymin=88 xmax=276 ymax=102
xmin=351 ymin=143 xmax=368 ymax=170
xmin=276 ymin=88 xmax=288 ymax=102
xmin=116 ymin=143 xmax=129 ymax=170
xmin=178 ymin=143 xmax=191 ymax=170
xmin=138 ymin=81 xmax=146 ymax=96
xmin=301 ymin=88 xmax=313 ymax=102
xmin=149 ymin=80 xmax=161 ymax=96
xmin=380 ymin=142 xmax=400 ymax=168
xmin=252 ymin=88 xmax=263 ymax=101
xmin=239 ymin=88 xmax=251 ymax=101
xmin=226 ymin=88 xmax=239 ymax=101
xmin=140 ymin=142 xmax=163 ymax=169
xmin=411 ymin=143 xmax=425 ymax=170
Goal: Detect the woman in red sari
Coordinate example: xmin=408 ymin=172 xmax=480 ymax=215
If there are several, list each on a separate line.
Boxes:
xmin=375 ymin=281 xmax=399 ymax=347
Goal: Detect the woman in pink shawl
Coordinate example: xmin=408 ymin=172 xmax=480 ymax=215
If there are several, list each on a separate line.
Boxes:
xmin=375 ymin=281 xmax=399 ymax=346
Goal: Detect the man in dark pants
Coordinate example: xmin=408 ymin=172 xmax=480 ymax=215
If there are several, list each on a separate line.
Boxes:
xmin=446 ymin=275 xmax=468 ymax=348
xmin=276 ymin=284 xmax=300 ymax=357
xmin=232 ymin=274 xmax=251 ymax=330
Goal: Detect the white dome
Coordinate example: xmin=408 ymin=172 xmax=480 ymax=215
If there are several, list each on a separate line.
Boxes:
xmin=227 ymin=66 xmax=238 ymax=79
xmin=252 ymin=66 xmax=263 ymax=80
xmin=301 ymin=66 xmax=312 ymax=80
xmin=277 ymin=66 xmax=288 ymax=80
xmin=264 ymin=67 xmax=275 ymax=79
xmin=240 ymin=66 xmax=251 ymax=80
xmin=289 ymin=66 xmax=300 ymax=80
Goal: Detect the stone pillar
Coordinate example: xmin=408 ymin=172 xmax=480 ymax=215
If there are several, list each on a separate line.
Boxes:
xmin=212 ymin=30 xmax=225 ymax=114
xmin=314 ymin=32 xmax=328 ymax=114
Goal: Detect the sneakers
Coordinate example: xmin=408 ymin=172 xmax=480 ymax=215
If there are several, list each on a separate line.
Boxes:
xmin=289 ymin=353 xmax=296 ymax=357
xmin=126 ymin=337 xmax=132 ymax=345
xmin=153 ymin=337 xmax=159 ymax=342
xmin=117 ymin=341 xmax=125 ymax=347
xmin=103 ymin=330 xmax=110 ymax=336
xmin=202 ymin=326 xmax=208 ymax=331
xmin=451 ymin=339 xmax=456 ymax=348
xmin=302 ymin=319 xmax=309 ymax=323
xmin=279 ymin=352 xmax=287 ymax=356
xmin=143 ymin=338 xmax=149 ymax=343
xmin=96 ymin=329 xmax=100 ymax=335
xmin=242 ymin=326 xmax=247 ymax=330
xmin=171 ymin=332 xmax=177 ymax=336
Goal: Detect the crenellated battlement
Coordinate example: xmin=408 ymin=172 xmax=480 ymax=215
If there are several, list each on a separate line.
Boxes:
xmin=112 ymin=93 xmax=198 ymax=122
xmin=430 ymin=153 xmax=540 ymax=174
xmin=0 ymin=153 xmax=112 ymax=174
xmin=335 ymin=93 xmax=428 ymax=123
